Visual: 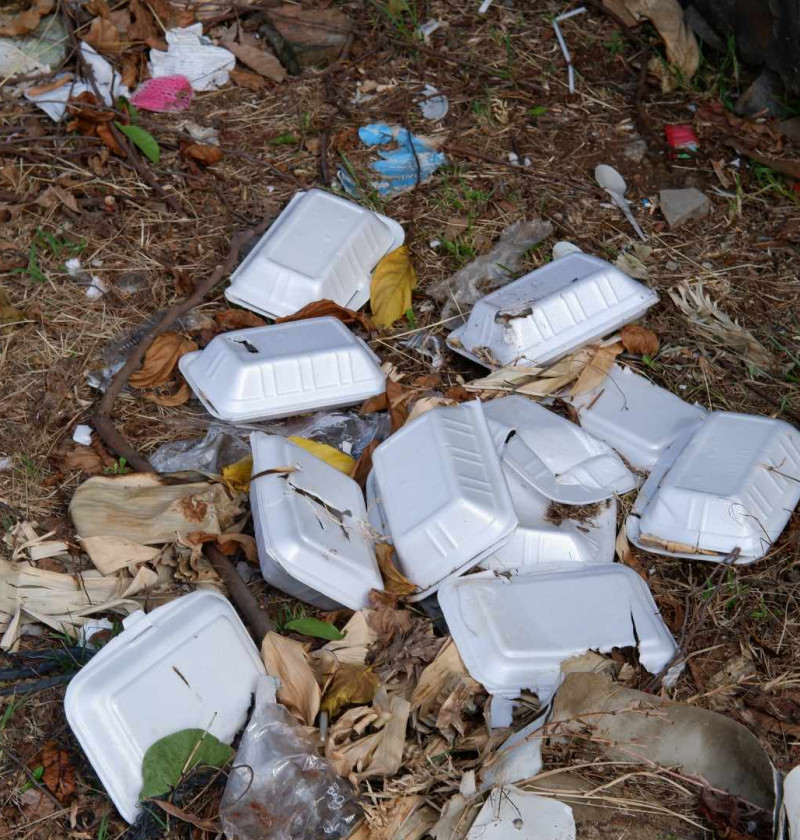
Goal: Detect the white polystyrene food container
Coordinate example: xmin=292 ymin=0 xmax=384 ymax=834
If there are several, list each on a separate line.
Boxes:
xmin=627 ymin=412 xmax=800 ymax=563
xmin=250 ymin=433 xmax=382 ymax=609
xmin=481 ymin=474 xmax=617 ymax=572
xmin=484 ymin=395 xmax=636 ymax=504
xmin=568 ymin=364 xmax=707 ymax=471
xmin=179 ymin=317 xmax=385 ymax=423
xmin=64 ymin=590 xmax=265 ymax=824
xmin=439 ymin=565 xmax=678 ymax=705
xmin=225 ymin=189 xmax=404 ymax=318
xmin=365 ymin=468 xmax=391 ymax=542
xmin=372 ymin=400 xmax=517 ymax=600
xmin=447 ymin=252 xmax=658 ymax=368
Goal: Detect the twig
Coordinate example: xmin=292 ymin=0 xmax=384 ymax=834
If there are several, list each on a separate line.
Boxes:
xmin=91 ymin=213 xmax=275 ymax=470
xmin=318 ymin=128 xmax=330 ymax=185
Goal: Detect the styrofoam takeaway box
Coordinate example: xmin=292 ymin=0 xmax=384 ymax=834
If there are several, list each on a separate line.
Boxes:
xmin=627 ymin=412 xmax=800 ymax=563
xmin=484 ymin=395 xmax=635 ymax=504
xmin=225 ymin=189 xmax=404 ymax=318
xmin=250 ymin=433 xmax=382 ymax=609
xmin=372 ymin=401 xmax=517 ymax=600
xmin=64 ymin=590 xmax=265 ymax=824
xmin=179 ymin=317 xmax=385 ymax=423
xmin=447 ymin=252 xmax=658 ymax=368
xmin=439 ymin=565 xmax=678 ymax=706
xmin=568 ymin=364 xmax=707 ymax=471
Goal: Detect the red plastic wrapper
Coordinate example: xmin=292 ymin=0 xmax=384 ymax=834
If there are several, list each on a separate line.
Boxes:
xmin=665 ymin=124 xmax=699 ymax=152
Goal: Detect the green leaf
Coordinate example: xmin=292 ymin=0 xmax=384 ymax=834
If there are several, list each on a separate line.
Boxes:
xmin=115 ymin=122 xmax=160 ymax=163
xmin=140 ymin=729 xmax=233 ymax=800
xmin=284 ymin=616 xmax=345 ymax=641
xmin=528 ymin=105 xmax=547 ymax=117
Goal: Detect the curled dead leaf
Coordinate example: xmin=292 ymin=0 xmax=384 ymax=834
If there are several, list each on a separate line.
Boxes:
xmin=144 ymin=382 xmax=191 ymax=407
xmin=276 ymin=299 xmax=375 ymax=332
xmin=130 ymin=332 xmax=198 ymax=388
xmin=569 ymin=340 xmax=624 ymax=396
xmin=261 ymin=632 xmax=320 ymax=725
xmin=620 ymin=323 xmax=660 ymax=357
xmin=349 ymin=440 xmax=378 ymax=490
xmin=321 ymin=664 xmax=380 ymax=718
xmin=370 ymin=246 xmax=417 ymax=328
xmin=182 ymin=142 xmax=224 ymax=166
xmin=0 ymin=289 xmax=26 ymax=325
xmin=82 ymin=15 xmax=125 ymax=52
xmin=41 ymin=741 xmax=76 ymax=803
xmin=215 ymin=309 xmax=266 ymax=331
xmin=0 ymin=0 xmax=54 ymax=36
xmin=376 ymin=544 xmax=417 ymax=596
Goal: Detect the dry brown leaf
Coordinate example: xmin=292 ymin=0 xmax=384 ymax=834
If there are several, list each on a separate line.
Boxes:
xmin=182 ymin=142 xmax=224 ymax=166
xmin=321 ymin=664 xmax=380 ymax=718
xmin=121 ymin=52 xmax=142 ymax=88
xmin=614 ymin=528 xmax=647 ymax=580
xmin=230 ymin=67 xmax=268 ymax=90
xmin=128 ymin=0 xmax=159 ymax=42
xmin=41 ymin=742 xmax=76 ymax=803
xmin=144 ymin=382 xmax=191 ymax=407
xmin=82 ymin=15 xmax=125 ymax=52
xmin=370 ymin=247 xmax=417 ymax=328
xmin=0 ymin=289 xmax=26 ymax=325
xmin=407 ymin=395 xmax=456 ymax=423
xmin=386 ymin=378 xmax=414 ymax=430
xmin=360 ymin=393 xmax=387 ymax=414
xmin=152 ymin=800 xmax=221 ymax=833
xmin=63 ymin=445 xmax=106 ymax=474
xmin=620 ymin=324 xmax=660 ymax=357
xmin=569 ymin=341 xmax=623 ymax=396
xmin=357 ymin=695 xmax=410 ymax=779
xmin=130 ymin=333 xmax=198 ymax=388
xmin=215 ymin=309 xmax=266 ymax=331
xmin=36 ymin=185 xmax=79 ymax=214
xmin=350 ymin=440 xmax=378 ymax=490
xmin=0 ymin=0 xmax=54 ymax=36
xmin=376 ymin=544 xmax=417 ymax=596
xmin=225 ymin=40 xmax=286 ymax=82
xmin=81 ymin=536 xmax=161 ymax=575
xmin=277 ymin=299 xmax=375 ymax=332
xmin=260 ymin=632 xmax=320 ymax=725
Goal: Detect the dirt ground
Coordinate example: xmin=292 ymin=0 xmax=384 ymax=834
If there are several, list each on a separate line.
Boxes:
xmin=1 ymin=0 xmax=800 ymax=837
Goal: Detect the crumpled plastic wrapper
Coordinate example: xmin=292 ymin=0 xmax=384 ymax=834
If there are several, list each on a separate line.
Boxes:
xmin=428 ymin=219 xmax=553 ymax=325
xmin=220 ymin=676 xmax=361 ymax=840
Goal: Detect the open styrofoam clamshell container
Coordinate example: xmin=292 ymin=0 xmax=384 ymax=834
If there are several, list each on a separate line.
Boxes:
xmin=64 ymin=590 xmax=265 ymax=824
xmin=250 ymin=432 xmax=382 ymax=609
xmin=225 ymin=188 xmax=404 ymax=318
xmin=439 ymin=565 xmax=679 ymax=724
xmin=627 ymin=411 xmax=800 ymax=563
xmin=481 ymin=473 xmax=617 ymax=572
xmin=372 ymin=400 xmax=517 ymax=600
xmin=568 ymin=364 xmax=707 ymax=472
xmin=484 ymin=395 xmax=635 ymax=504
xmin=447 ymin=252 xmax=658 ymax=369
xmin=179 ymin=317 xmax=385 ymax=423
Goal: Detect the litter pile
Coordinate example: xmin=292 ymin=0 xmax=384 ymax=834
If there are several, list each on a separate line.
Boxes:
xmin=2 ymin=183 xmax=791 ymax=837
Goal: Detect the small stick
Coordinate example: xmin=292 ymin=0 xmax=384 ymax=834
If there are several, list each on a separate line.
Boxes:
xmin=318 ymin=128 xmax=330 ymax=185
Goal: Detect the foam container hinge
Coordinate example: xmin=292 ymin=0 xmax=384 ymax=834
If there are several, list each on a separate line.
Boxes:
xmin=568 ymin=364 xmax=707 ymax=471
xmin=481 ymin=474 xmax=617 ymax=572
xmin=178 ymin=317 xmax=385 ymax=423
xmin=372 ymin=400 xmax=517 ymax=600
xmin=484 ymin=395 xmax=636 ymax=504
xmin=225 ymin=189 xmax=404 ymax=318
xmin=439 ymin=565 xmax=679 ymax=710
xmin=627 ymin=412 xmax=800 ymax=563
xmin=250 ymin=432 xmax=382 ymax=609
xmin=64 ymin=590 xmax=265 ymax=824
xmin=447 ymin=252 xmax=658 ymax=368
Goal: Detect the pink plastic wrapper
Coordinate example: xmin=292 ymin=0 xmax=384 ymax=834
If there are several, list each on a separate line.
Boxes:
xmin=130 ymin=75 xmax=193 ymax=112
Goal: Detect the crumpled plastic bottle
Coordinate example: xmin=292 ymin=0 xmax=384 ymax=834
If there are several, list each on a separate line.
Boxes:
xmin=220 ymin=676 xmax=362 ymax=840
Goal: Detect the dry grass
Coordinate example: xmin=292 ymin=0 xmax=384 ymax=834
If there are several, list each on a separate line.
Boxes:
xmin=2 ymin=0 xmax=800 ymax=836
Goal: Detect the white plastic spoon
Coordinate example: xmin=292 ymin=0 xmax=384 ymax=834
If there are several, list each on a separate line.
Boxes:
xmin=595 ymin=164 xmax=647 ymax=242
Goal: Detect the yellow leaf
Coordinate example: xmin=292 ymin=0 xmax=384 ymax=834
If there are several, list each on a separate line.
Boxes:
xmin=320 ymin=663 xmax=380 ymax=718
xmin=287 ymin=437 xmax=355 ymax=474
xmin=222 ymin=455 xmax=253 ymax=491
xmin=261 ymin=632 xmax=321 ymax=725
xmin=370 ymin=246 xmax=417 ymax=328
xmin=376 ymin=544 xmax=417 ymax=596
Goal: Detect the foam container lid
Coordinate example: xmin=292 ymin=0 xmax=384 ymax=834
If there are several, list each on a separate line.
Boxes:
xmin=225 ymin=189 xmax=404 ymax=318
xmin=64 ymin=590 xmax=265 ymax=824
xmin=627 ymin=411 xmax=800 ymax=562
xmin=365 ymin=468 xmax=391 ymax=543
xmin=250 ymin=432 xmax=382 ymax=609
xmin=179 ymin=317 xmax=385 ymax=423
xmin=568 ymin=364 xmax=707 ymax=471
xmin=481 ymin=474 xmax=617 ymax=572
xmin=447 ymin=252 xmax=658 ymax=368
xmin=439 ymin=565 xmax=678 ymax=701
xmin=484 ymin=395 xmax=636 ymax=504
xmin=372 ymin=400 xmax=517 ymax=600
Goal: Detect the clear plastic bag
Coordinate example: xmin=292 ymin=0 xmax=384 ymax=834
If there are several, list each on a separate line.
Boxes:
xmin=220 ymin=676 xmax=361 ymax=840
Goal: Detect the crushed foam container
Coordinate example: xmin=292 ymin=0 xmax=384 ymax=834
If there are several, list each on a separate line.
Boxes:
xmin=568 ymin=364 xmax=707 ymax=471
xmin=484 ymin=395 xmax=635 ymax=504
xmin=627 ymin=411 xmax=800 ymax=563
xmin=467 ymin=785 xmax=575 ymax=840
xmin=365 ymin=468 xmax=391 ymax=542
xmin=64 ymin=590 xmax=265 ymax=824
xmin=372 ymin=401 xmax=516 ymax=600
xmin=481 ymin=475 xmax=617 ymax=572
xmin=439 ymin=565 xmax=679 ymax=721
xmin=447 ymin=252 xmax=658 ymax=368
xmin=226 ymin=189 xmax=404 ymax=318
xmin=250 ymin=433 xmax=382 ymax=610
xmin=178 ymin=317 xmax=385 ymax=423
